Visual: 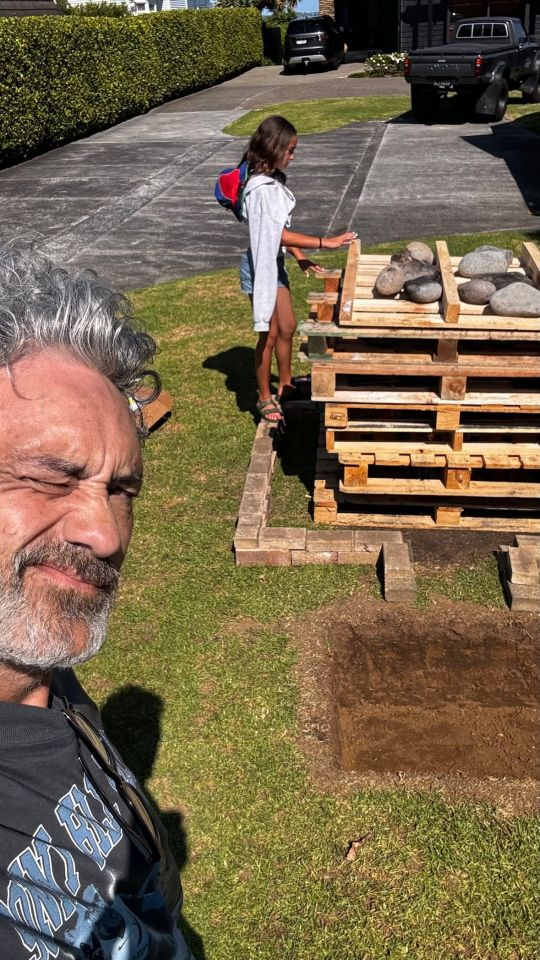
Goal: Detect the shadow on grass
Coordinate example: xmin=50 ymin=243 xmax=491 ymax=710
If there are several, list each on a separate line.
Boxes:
xmin=275 ymin=405 xmax=321 ymax=503
xmin=101 ymin=686 xmax=207 ymax=960
xmin=203 ymin=345 xmax=260 ymax=423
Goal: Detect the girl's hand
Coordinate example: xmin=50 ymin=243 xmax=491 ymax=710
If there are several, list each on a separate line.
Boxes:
xmin=322 ymin=231 xmax=358 ymax=249
xmin=296 ymin=258 xmax=326 ymax=277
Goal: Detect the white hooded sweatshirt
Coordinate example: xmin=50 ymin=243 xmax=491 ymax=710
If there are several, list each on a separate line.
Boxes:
xmin=242 ymin=173 xmax=296 ymax=330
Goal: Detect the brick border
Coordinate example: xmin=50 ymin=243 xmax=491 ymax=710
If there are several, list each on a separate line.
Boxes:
xmin=234 ymin=422 xmax=415 ymax=598
xmin=498 ymin=535 xmax=540 ymax=612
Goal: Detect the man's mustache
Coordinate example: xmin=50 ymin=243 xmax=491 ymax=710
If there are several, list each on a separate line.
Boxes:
xmin=14 ymin=542 xmax=119 ymax=594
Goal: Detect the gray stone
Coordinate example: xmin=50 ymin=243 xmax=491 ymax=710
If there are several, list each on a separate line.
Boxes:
xmin=404 ymin=276 xmax=442 ymax=303
xmin=475 ymin=244 xmax=513 ymax=266
xmin=406 ymin=241 xmax=435 ymax=264
xmin=459 ymin=279 xmax=496 ymax=304
xmin=489 ymin=282 xmax=540 ymax=317
xmin=391 ymin=250 xmax=436 ymax=279
xmin=458 ymin=248 xmax=511 ymax=277
xmin=390 ymin=249 xmax=412 ymax=265
xmin=375 ymin=263 xmax=405 ymax=296
xmin=401 ymin=258 xmax=439 ymax=282
xmin=477 ymin=271 xmax=535 ymax=290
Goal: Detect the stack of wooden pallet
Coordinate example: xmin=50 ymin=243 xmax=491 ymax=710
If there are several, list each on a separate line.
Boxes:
xmin=299 ymin=240 xmax=540 ymax=531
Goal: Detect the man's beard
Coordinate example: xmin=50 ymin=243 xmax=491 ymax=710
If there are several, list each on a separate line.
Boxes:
xmin=0 ymin=542 xmax=119 ymax=671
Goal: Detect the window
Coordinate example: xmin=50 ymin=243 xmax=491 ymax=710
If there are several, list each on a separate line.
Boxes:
xmin=455 ymin=22 xmax=509 ymax=39
xmin=287 ymin=17 xmax=335 ymax=36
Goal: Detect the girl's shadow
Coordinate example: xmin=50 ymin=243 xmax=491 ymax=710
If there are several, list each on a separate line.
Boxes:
xmin=203 ymin=345 xmax=279 ymax=424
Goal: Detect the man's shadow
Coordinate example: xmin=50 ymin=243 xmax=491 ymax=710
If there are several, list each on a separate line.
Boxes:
xmin=203 ymin=345 xmax=278 ymax=424
xmin=101 ymin=685 xmax=206 ymax=959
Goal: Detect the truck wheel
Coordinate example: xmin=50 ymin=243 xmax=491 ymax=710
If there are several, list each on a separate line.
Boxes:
xmin=522 ymin=78 xmax=540 ymax=104
xmin=410 ymin=86 xmax=439 ymax=122
xmin=475 ymin=79 xmax=508 ymax=122
xmin=492 ymin=80 xmax=509 ymax=121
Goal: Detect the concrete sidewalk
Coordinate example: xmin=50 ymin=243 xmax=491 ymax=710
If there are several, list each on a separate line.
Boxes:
xmin=0 ymin=66 xmax=538 ymax=290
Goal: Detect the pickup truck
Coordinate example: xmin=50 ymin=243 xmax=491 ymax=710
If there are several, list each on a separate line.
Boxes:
xmin=404 ymin=17 xmax=540 ymax=122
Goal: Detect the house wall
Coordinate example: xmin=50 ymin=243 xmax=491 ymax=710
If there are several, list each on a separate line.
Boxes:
xmin=400 ymin=0 xmax=447 ymax=50
xmin=319 ymin=0 xmax=540 ymax=48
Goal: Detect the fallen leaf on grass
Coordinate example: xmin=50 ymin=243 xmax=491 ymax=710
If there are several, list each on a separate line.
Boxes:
xmin=344 ymin=832 xmax=371 ymax=861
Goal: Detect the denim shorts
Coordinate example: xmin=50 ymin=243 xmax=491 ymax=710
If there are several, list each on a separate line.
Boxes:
xmin=239 ymin=250 xmax=290 ymax=296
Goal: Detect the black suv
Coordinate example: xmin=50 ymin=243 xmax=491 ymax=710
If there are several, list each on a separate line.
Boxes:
xmin=283 ymin=16 xmax=345 ymax=72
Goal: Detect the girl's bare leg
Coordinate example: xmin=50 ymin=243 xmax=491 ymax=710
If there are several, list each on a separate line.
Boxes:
xmin=254 ymin=304 xmax=281 ymax=420
xmin=274 ymin=286 xmax=297 ymax=394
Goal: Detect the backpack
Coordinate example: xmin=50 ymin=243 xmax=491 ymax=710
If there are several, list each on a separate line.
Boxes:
xmin=214 ymin=160 xmax=249 ymax=222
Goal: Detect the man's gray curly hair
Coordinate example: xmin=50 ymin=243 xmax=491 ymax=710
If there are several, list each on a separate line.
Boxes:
xmin=0 ymin=240 xmax=160 ymax=435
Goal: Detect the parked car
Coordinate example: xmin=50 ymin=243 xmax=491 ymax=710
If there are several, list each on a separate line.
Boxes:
xmin=283 ymin=16 xmax=346 ymax=72
xmin=404 ymin=17 xmax=540 ymax=122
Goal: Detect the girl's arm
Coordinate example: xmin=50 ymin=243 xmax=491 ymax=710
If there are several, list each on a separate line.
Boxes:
xmin=282 ymin=228 xmax=357 ymax=250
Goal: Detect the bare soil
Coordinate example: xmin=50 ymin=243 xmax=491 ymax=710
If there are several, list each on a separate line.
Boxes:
xmin=290 ymin=589 xmax=540 ymax=815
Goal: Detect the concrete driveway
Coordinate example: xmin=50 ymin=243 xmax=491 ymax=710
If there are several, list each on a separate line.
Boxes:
xmin=0 ymin=65 xmax=538 ymax=290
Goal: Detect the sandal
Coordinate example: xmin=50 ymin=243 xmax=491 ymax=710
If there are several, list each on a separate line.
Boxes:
xmin=256 ymin=396 xmax=283 ymax=423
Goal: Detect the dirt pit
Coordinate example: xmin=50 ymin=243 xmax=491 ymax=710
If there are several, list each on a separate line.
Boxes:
xmin=293 ymin=594 xmax=540 ymax=814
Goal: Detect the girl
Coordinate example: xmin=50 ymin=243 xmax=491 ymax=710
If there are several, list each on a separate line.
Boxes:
xmin=240 ymin=114 xmax=357 ymax=424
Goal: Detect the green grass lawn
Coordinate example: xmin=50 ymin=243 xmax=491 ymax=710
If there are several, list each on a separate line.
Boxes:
xmin=506 ymin=101 xmax=540 ymax=134
xmin=79 ymin=230 xmax=540 ymax=960
xmin=223 ymin=95 xmax=540 ymax=138
xmin=223 ymin=97 xmax=412 ymax=136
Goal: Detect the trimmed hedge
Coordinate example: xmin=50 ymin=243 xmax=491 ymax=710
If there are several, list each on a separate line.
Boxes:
xmin=0 ymin=8 xmax=262 ymax=165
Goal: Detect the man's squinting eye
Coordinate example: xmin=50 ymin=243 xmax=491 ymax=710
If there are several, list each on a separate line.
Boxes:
xmin=109 ymin=484 xmax=140 ymax=500
xmin=25 ymin=476 xmax=73 ymax=492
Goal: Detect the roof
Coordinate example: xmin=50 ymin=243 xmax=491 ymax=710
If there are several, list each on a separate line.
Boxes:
xmin=0 ymin=0 xmax=58 ymax=14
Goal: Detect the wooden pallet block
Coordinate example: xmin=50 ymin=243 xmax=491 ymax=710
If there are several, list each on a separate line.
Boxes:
xmin=299 ymin=319 xmax=540 ymax=343
xmin=325 ymin=402 xmax=540 ymax=430
xmin=313 ymin=459 xmax=540 ymax=531
xmin=311 ymin=366 xmax=540 ymax=406
xmin=136 ymin=388 xmax=172 ymax=432
xmin=327 ymin=438 xmax=540 ymax=470
xmin=339 ymin=474 xmax=540 ymax=499
xmin=320 ymin=341 xmax=540 ymax=369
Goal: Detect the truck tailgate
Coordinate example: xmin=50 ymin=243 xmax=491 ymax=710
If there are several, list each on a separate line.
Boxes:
xmin=408 ymin=58 xmax=476 ymax=78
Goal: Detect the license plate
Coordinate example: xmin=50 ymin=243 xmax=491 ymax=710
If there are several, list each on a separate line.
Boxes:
xmin=435 ymin=81 xmax=452 ymax=88
xmin=295 ymin=39 xmax=307 ymax=45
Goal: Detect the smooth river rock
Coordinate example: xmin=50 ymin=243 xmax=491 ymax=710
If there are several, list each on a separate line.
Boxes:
xmin=406 ymin=241 xmax=435 ymax=264
xmin=458 ymin=248 xmax=512 ymax=277
xmin=476 ymin=245 xmax=513 ymax=266
xmin=390 ymin=250 xmax=437 ymax=280
xmin=477 ymin=271 xmax=535 ymax=290
xmin=404 ymin=276 xmax=443 ymax=303
xmin=402 ymin=259 xmax=439 ymax=283
xmin=459 ymin=279 xmax=497 ymax=305
xmin=489 ymin=282 xmax=540 ymax=317
xmin=375 ymin=263 xmax=405 ymax=296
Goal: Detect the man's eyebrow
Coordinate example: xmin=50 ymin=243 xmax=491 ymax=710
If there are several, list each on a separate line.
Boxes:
xmin=16 ymin=455 xmax=143 ymax=486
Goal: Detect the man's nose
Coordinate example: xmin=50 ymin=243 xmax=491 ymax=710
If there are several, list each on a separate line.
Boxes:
xmin=61 ymin=490 xmax=127 ymax=564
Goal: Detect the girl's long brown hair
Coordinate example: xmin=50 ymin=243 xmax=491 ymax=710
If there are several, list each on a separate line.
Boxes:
xmin=244 ymin=115 xmax=297 ymax=176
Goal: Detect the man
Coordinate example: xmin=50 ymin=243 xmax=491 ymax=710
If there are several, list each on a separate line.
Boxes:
xmin=0 ymin=241 xmax=193 ymax=959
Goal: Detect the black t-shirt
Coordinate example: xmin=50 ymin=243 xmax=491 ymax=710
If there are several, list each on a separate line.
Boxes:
xmin=0 ymin=670 xmax=192 ymax=959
